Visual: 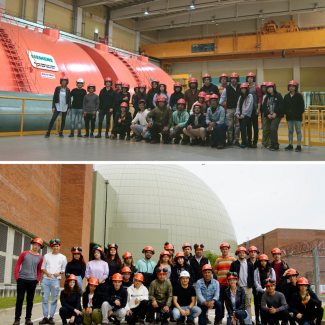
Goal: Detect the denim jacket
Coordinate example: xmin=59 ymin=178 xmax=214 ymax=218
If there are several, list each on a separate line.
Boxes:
xmin=196 ymin=278 xmax=220 ymax=304
xmin=206 ymin=106 xmax=228 ymax=126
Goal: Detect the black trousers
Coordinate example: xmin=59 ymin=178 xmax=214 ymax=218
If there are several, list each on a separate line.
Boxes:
xmin=261 ymin=309 xmax=290 ymax=324
xmin=15 ymin=278 xmax=37 ymax=319
xmin=147 ymin=123 xmax=170 ymax=142
xmin=148 ymin=302 xmax=172 ymax=321
xmin=251 ymin=111 xmax=259 ymax=144
xmin=59 ymin=307 xmax=83 ymax=324
xmin=113 ymin=124 xmax=130 ymax=137
xmin=48 ymin=109 xmax=67 ymax=132
xmin=239 ymin=116 xmax=252 ymax=146
xmin=255 ymin=291 xmax=263 ymax=323
xmin=295 ymin=306 xmax=324 ymax=325
xmin=98 ymin=110 xmax=113 ymax=133
xmin=219 ymin=285 xmax=227 ymax=319
xmin=84 ymin=113 xmax=96 ymax=133
xmin=125 ymin=300 xmax=149 ymax=323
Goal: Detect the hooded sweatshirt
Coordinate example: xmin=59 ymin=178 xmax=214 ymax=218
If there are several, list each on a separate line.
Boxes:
xmin=125 ymin=284 xmax=149 ymax=310
xmin=235 ymin=94 xmax=254 ymax=118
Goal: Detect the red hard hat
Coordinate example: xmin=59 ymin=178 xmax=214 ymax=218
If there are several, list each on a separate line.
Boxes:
xmin=202 ymin=264 xmax=213 ymax=272
xmin=120 ymin=102 xmax=128 ymax=108
xmin=160 ymin=250 xmax=171 ymax=257
xmin=198 ymin=91 xmax=206 ymax=98
xmin=160 ymin=82 xmax=166 ymax=87
xmin=286 ymin=268 xmax=299 ymax=277
xmin=261 ymin=82 xmax=268 ymax=87
xmin=267 ymin=82 xmax=275 ymax=87
xmin=202 ymin=73 xmax=211 ymax=80
xmin=271 ymin=247 xmax=281 ymax=255
xmin=297 ymin=277 xmax=309 ymax=285
xmin=249 ymin=246 xmax=260 ymax=254
xmin=194 ymin=243 xmax=204 ymax=250
xmin=175 ymin=252 xmax=185 ymax=258
xmin=60 ymin=76 xmax=69 ymax=84
xmin=134 ymin=273 xmax=144 ymax=282
xmin=246 ymin=72 xmax=256 ymax=82
xmin=219 ymin=73 xmax=229 ymax=83
xmin=210 ymin=94 xmax=219 ymax=100
xmin=71 ymin=246 xmax=82 ymax=254
xmin=138 ymin=99 xmax=146 ymax=105
xmin=66 ymin=273 xmax=78 ymax=282
xmin=235 ymin=246 xmax=248 ymax=255
xmin=194 ymin=102 xmax=203 ymax=108
xmin=31 ymin=238 xmax=44 ymax=248
xmin=205 ymin=95 xmax=211 ymax=102
xmin=121 ymin=266 xmax=132 ymax=273
xmin=258 ymin=254 xmax=269 ymax=261
xmin=288 ymin=80 xmax=299 ymax=91
xmin=112 ymin=273 xmax=123 ymax=281
xmin=189 ymin=77 xmax=198 ymax=84
xmin=122 ymin=252 xmax=133 ymax=259
xmin=122 ymin=83 xmax=130 ymax=89
xmin=115 ymin=80 xmax=122 ymax=86
xmin=151 ymin=79 xmax=159 ymax=84
xmin=104 ymin=77 xmax=112 ymax=85
xmin=139 ymin=83 xmax=147 ymax=88
xmin=182 ymin=243 xmax=192 ymax=250
xmin=227 ymin=272 xmax=238 ymax=280
xmin=164 ymin=242 xmax=174 ymax=251
xmin=156 ymin=95 xmax=166 ymax=102
xmin=134 ymin=84 xmax=140 ymax=90
xmin=230 ymin=72 xmax=239 ymax=79
xmin=177 ymin=98 xmax=186 ymax=105
xmin=143 ymin=246 xmax=155 ymax=254
xmin=240 ymin=83 xmax=249 ymax=89
xmin=88 ymin=277 xmax=99 ymax=286
xmin=174 ymin=82 xmax=183 ymax=90
xmin=220 ymin=242 xmax=230 ymax=249
xmin=87 ymin=83 xmax=96 ymax=92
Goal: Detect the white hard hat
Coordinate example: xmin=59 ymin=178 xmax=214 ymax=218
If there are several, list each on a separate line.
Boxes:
xmin=179 ymin=271 xmax=190 ymax=278
xmin=76 ymin=78 xmax=85 ymax=86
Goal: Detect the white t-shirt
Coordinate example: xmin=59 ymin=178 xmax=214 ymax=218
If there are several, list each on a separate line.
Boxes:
xmin=88 ymin=294 xmax=94 ymax=307
xmin=239 ymin=259 xmax=248 ymax=287
xmin=41 ymin=253 xmax=67 ymax=280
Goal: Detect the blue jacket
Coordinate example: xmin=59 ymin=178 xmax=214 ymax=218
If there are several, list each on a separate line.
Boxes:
xmin=206 ymin=106 xmax=227 ymax=126
xmin=196 ymin=278 xmax=220 ymax=305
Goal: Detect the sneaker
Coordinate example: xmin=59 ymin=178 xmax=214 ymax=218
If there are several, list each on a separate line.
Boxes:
xmin=233 ymin=140 xmax=240 ymax=147
xmin=83 ymin=133 xmax=89 ymax=138
xmin=95 ymin=133 xmax=101 ymax=138
xmin=217 ymin=144 xmax=224 ymax=149
xmin=48 ymin=318 xmax=55 ymax=325
xmin=68 ymin=133 xmax=74 ymax=137
xmin=126 ymin=136 xmax=130 ymax=141
xmin=90 ymin=132 xmax=94 ymax=138
xmin=39 ymin=318 xmax=49 ymax=324
xmin=285 ymin=144 xmax=293 ymax=151
xmin=295 ymin=145 xmax=301 ymax=152
xmin=136 ymin=136 xmax=143 ymax=142
xmin=239 ymin=144 xmax=247 ymax=149
xmin=45 ymin=132 xmax=50 ymax=138
xmin=270 ymin=146 xmax=275 ymax=151
xmin=13 ymin=318 xmax=20 ymax=325
xmin=59 ymin=132 xmax=64 ymax=138
xmin=77 ymin=133 xmax=82 ymax=138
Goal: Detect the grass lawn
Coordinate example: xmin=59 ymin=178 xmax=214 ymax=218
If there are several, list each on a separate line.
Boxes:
xmin=0 ymin=296 xmax=49 ymax=310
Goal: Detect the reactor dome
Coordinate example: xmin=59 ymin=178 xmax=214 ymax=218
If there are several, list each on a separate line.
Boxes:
xmin=95 ymin=165 xmax=237 ymax=253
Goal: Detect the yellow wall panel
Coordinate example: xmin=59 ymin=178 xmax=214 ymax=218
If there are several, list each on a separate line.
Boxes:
xmin=142 ymin=30 xmax=158 ymax=40
xmin=140 ymin=37 xmax=154 ymax=46
xmin=264 ymin=68 xmax=293 ymax=96
xmin=115 ymin=19 xmax=134 ymax=30
xmin=85 ymin=6 xmax=107 ymax=19
xmin=84 ymin=16 xmax=105 ymax=38
xmin=6 ymin=0 xmax=22 ymax=16
xmin=113 ymin=27 xmax=134 ymax=50
xmin=25 ymin=0 xmax=35 ymax=21
xmin=300 ymin=67 xmax=325 ymax=92
xmin=44 ymin=2 xmax=73 ymax=33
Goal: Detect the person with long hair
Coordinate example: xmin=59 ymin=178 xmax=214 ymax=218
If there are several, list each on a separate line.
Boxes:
xmin=45 ymin=77 xmax=71 ymax=138
xmin=235 ymin=83 xmax=253 ymax=149
xmin=105 ymin=243 xmax=122 ymax=284
xmin=147 ymin=79 xmax=159 ymax=110
xmin=82 ymin=277 xmax=103 ymax=325
xmin=225 ymin=272 xmax=251 ymax=325
xmin=133 ymin=83 xmax=147 ymax=118
xmin=111 ymin=103 xmax=132 ymax=140
xmin=65 ymin=246 xmax=86 ymax=292
xmin=171 ymin=252 xmax=195 ymax=287
xmin=121 ymin=252 xmax=137 ymax=275
xmin=254 ymin=254 xmax=276 ymax=324
xmin=153 ymin=83 xmax=170 ymax=108
xmin=59 ymin=274 xmax=82 ymax=325
xmin=153 ymin=251 xmax=173 ymax=281
xmin=114 ymin=83 xmax=131 ymax=119
xmin=85 ymin=245 xmax=108 ymax=294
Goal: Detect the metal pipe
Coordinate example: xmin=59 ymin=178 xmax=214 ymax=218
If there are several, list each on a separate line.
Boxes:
xmin=313 ymin=248 xmax=320 ymax=298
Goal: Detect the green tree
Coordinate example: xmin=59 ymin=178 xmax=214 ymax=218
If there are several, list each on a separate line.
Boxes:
xmin=206 ymin=252 xmax=220 ymax=280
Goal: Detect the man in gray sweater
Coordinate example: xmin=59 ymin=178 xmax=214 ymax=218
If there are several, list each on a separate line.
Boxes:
xmin=261 ymin=278 xmax=290 ymax=325
xmin=83 ymin=84 xmax=99 ymax=138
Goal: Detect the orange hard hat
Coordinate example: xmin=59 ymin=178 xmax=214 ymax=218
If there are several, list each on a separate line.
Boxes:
xmin=230 ymin=72 xmax=239 ymax=79
xmin=120 ymin=102 xmax=128 ymax=108
xmin=60 ymin=76 xmax=69 ymax=84
xmin=271 ymin=247 xmax=281 ymax=255
xmin=174 ymin=82 xmax=183 ymax=91
xmin=121 ymin=266 xmax=132 ymax=273
xmin=258 ymin=254 xmax=269 ymax=261
xmin=205 ymin=95 xmax=211 ymax=102
xmin=240 ymin=83 xmax=249 ymax=89
xmin=286 ymin=268 xmax=299 ymax=277
xmin=219 ymin=73 xmax=229 ymax=83
xmin=50 ymin=239 xmax=61 ymax=247
xmin=177 ymin=98 xmax=186 ymax=105
xmin=267 ymin=82 xmax=275 ymax=87
xmin=182 ymin=243 xmax=192 ymax=250
xmin=263 ymin=278 xmax=276 ymax=287
xmin=31 ymin=238 xmax=44 ymax=248
xmin=108 ymin=243 xmax=118 ymax=250
xmin=194 ymin=102 xmax=203 ymax=108
xmin=156 ymin=95 xmax=166 ymax=102
xmin=261 ymin=82 xmax=268 ymax=87
xmin=175 ymin=252 xmax=185 ymax=258
xmin=139 ymin=83 xmax=147 ymax=89
xmin=115 ymin=80 xmax=122 ymax=86
xmin=210 ymin=94 xmax=219 ymax=100
xmin=194 ymin=243 xmax=204 ymax=250
xmin=160 ymin=250 xmax=171 ymax=257
xmin=88 ymin=277 xmax=99 ymax=285
xmin=151 ymin=79 xmax=159 ymax=84
xmin=198 ymin=91 xmax=206 ymax=98
xmin=246 ymin=72 xmax=256 ymax=82
xmin=227 ymin=272 xmax=238 ymax=280
xmin=202 ymin=264 xmax=213 ymax=272
xmin=202 ymin=73 xmax=211 ymax=80
xmin=112 ymin=273 xmax=123 ymax=281
xmin=104 ymin=77 xmax=112 ymax=85
xmin=87 ymin=83 xmax=96 ymax=92
xmin=142 ymin=246 xmax=155 ymax=254
xmin=122 ymin=83 xmax=130 ymax=89
xmin=189 ymin=77 xmax=198 ymax=86
xmin=71 ymin=246 xmax=82 ymax=254
xmin=297 ymin=277 xmax=309 ymax=285
xmin=65 ymin=273 xmax=78 ymax=282
xmin=220 ymin=242 xmax=230 ymax=249
xmin=288 ymin=80 xmax=299 ymax=91
xmin=235 ymin=246 xmax=248 ymax=255
xmin=134 ymin=273 xmax=144 ymax=282
xmin=164 ymin=242 xmax=174 ymax=250
xmin=249 ymin=246 xmax=260 ymax=254
xmin=122 ymin=252 xmax=133 ymax=259
xmin=92 ymin=245 xmax=103 ymax=253
xmin=138 ymin=99 xmax=146 ymax=105
xmin=156 ymin=266 xmax=168 ymax=274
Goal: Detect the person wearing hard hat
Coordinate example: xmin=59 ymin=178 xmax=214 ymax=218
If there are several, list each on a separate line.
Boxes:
xmin=147 ymin=79 xmax=160 ymax=110
xmin=247 ymin=246 xmax=259 ymax=324
xmin=153 ymin=83 xmax=171 ymax=108
xmin=65 ymin=246 xmax=86 ymax=291
xmin=13 ymin=238 xmax=44 ymax=325
xmin=148 ymin=266 xmax=173 ymax=325
xmin=131 ymin=99 xmax=152 ymax=142
xmin=114 ymin=83 xmax=130 ymax=118
xmin=172 ymin=270 xmax=202 ymax=325
xmin=82 ymin=277 xmax=103 ymax=325
xmin=185 ymin=78 xmax=200 ymax=113
xmin=121 ymin=266 xmax=133 ymax=289
xmin=170 ymin=82 xmax=185 ymax=112
xmin=189 ymin=243 xmax=210 ymax=285
xmin=260 ymin=82 xmax=271 ymax=148
xmin=218 ymin=74 xmax=229 ymax=111
xmin=200 ymin=73 xmax=220 ymax=98
xmin=189 ymin=91 xmax=207 ymax=115
xmin=120 ymin=252 xmax=137 ymax=275
xmin=152 ymin=251 xmax=173 ymax=282
xmin=196 ymin=264 xmax=222 ymax=325
xmin=102 ymin=273 xmax=127 ymax=325
xmin=283 ymin=268 xmax=299 ymax=303
xmin=132 ymin=83 xmax=147 ymax=118
xmin=59 ymin=274 xmax=83 ymax=325
xmin=105 ymin=243 xmax=122 ymax=284
xmin=260 ymin=278 xmax=290 ymax=325
xmin=110 ymin=102 xmax=132 ymax=140
xmin=290 ymin=277 xmax=323 ymax=325
xmin=125 ymin=273 xmax=149 ymax=325
xmin=270 ymin=248 xmax=289 ymax=294
xmin=83 ymin=84 xmax=99 ymax=138
xmin=214 ymin=243 xmax=236 ymax=323
xmin=229 ymin=247 xmax=255 ymax=319
xmin=284 ymin=80 xmax=305 ymax=152
xmin=135 ymin=246 xmax=157 ymax=289
xmin=171 ymin=252 xmax=195 ymax=287
xmin=182 ymin=243 xmax=193 ymax=261
xmin=69 ymin=78 xmax=87 ymax=138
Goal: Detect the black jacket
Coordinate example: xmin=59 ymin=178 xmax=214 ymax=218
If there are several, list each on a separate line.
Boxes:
xmin=65 ymin=261 xmax=86 ymax=278
xmin=99 ymin=87 xmax=115 ymax=111
xmin=170 ymin=263 xmax=195 ymax=287
xmin=146 ymin=89 xmax=158 ymax=109
xmin=270 ymin=260 xmax=289 ymax=294
xmin=52 ymin=86 xmax=71 ymax=110
xmin=152 ymin=262 xmax=174 ymax=282
xmin=229 ymin=259 xmax=255 ymax=288
xmin=114 ymin=92 xmax=130 ymax=112
xmin=225 ymin=286 xmax=246 ymax=316
xmin=103 ymin=284 xmax=128 ymax=311
xmin=283 ymin=92 xmax=305 ymax=121
xmin=262 ymin=92 xmax=284 ymax=118
xmin=285 ymin=282 xmax=299 ymax=303
xmin=132 ymin=93 xmax=147 ymax=115
xmin=119 ymin=263 xmax=137 ymax=277
xmin=290 ymin=288 xmax=322 ymax=317
xmin=189 ymin=256 xmax=209 ymax=282
xmin=185 ymin=114 xmax=207 ymax=129
xmin=82 ymin=288 xmax=103 ymax=309
xmin=113 ymin=112 xmax=132 ymax=129
xmin=170 ymin=92 xmax=185 ymax=108
xmin=60 ymin=290 xmax=81 ymax=314
xmin=200 ymin=83 xmax=220 ymax=97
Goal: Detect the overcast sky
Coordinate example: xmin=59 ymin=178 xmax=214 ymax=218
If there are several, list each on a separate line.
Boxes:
xmin=182 ymin=163 xmax=325 ymax=244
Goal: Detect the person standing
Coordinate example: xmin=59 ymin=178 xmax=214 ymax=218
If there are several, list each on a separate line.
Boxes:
xmin=111 ymin=103 xmax=132 ymax=140
xmin=114 ymin=83 xmax=131 ymax=117
xmin=121 ymin=252 xmax=137 ymax=275
xmin=45 ymin=77 xmax=71 ymax=138
xmin=96 ymin=77 xmax=116 ymax=138
xmin=248 ymin=246 xmax=259 ymax=324
xmin=39 ymin=239 xmax=67 ymax=325
xmin=214 ymin=243 xmax=236 ymax=324
xmin=200 ymin=74 xmax=220 ymax=98
xmin=182 ymin=243 xmax=193 ymax=262
xmin=219 ymin=72 xmax=241 ymax=147
xmin=270 ymin=248 xmax=289 ymax=294
xmin=13 ymin=238 xmax=44 ymax=325
xmin=105 ymin=243 xmax=122 ymax=284
xmin=260 ymin=82 xmax=271 ymax=148
xmin=246 ymin=72 xmax=262 ymax=148
xmin=170 ymin=82 xmax=185 ymax=112
xmin=69 ymin=78 xmax=86 ymax=138
xmin=169 ymin=99 xmax=190 ymax=145
xmin=65 ymin=247 xmax=86 ymax=291
xmin=147 ymin=79 xmax=160 ymax=110
xmin=171 ymin=252 xmax=195 ymax=287
xmin=83 ymin=84 xmax=99 ymax=138
xmin=218 ymin=74 xmax=229 ymax=111
xmin=132 ymin=83 xmax=147 ymax=118
xmin=152 ymin=251 xmax=173 ymax=281
xmin=284 ymin=80 xmax=305 ymax=152
xmin=153 ymin=83 xmax=171 ymax=108
xmin=135 ymin=246 xmax=157 ymax=289
xmin=189 ymin=243 xmax=210 ymax=285
xmin=185 ymin=78 xmax=200 ymax=113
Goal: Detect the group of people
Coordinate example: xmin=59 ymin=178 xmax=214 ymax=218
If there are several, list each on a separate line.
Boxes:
xmin=14 ymin=239 xmax=323 ymax=325
xmin=45 ymin=73 xmax=305 ymax=151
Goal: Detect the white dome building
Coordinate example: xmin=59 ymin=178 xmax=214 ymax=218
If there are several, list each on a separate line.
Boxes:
xmin=93 ymin=165 xmax=237 ymax=259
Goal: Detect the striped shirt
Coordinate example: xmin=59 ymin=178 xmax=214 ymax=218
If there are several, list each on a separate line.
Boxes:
xmin=214 ymin=255 xmax=236 ymax=286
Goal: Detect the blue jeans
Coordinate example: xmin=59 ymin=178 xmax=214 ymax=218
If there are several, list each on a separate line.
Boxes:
xmin=70 ymin=108 xmax=83 ymax=133
xmin=198 ymin=301 xmax=222 ymax=325
xmin=226 ymin=310 xmax=247 ymax=325
xmin=173 ymin=306 xmax=202 ymax=321
xmin=76 ymin=275 xmax=83 ymax=292
xmin=41 ymin=278 xmax=60 ymax=318
xmin=287 ymin=120 xmax=302 ymax=145
xmin=131 ymin=124 xmax=151 ymax=138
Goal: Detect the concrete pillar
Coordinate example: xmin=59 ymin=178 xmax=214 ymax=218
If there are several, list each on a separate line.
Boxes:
xmin=34 ymin=0 xmax=45 ymax=25
xmin=293 ymin=57 xmax=300 ymax=84
xmin=75 ymin=7 xmax=83 ymax=36
xmin=256 ymin=59 xmax=264 ymax=86
xmin=134 ymin=30 xmax=140 ymax=54
xmin=107 ymin=19 xmax=113 ymax=46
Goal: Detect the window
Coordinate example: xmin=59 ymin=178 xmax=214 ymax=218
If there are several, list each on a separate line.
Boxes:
xmin=0 ymin=223 xmax=8 ymax=253
xmin=13 ymin=231 xmax=23 ymax=256
xmin=0 ymin=256 xmax=5 ymax=283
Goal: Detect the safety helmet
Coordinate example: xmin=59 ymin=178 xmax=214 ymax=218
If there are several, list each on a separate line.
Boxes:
xmin=164 ymin=242 xmax=174 ymax=251
xmin=112 ymin=273 xmax=123 ymax=281
xmin=198 ymin=91 xmax=206 ymax=98
xmin=92 ymin=245 xmax=103 ymax=253
xmin=122 ymin=83 xmax=130 ymax=90
xmin=235 ymin=246 xmax=248 ymax=255
xmin=76 ymin=78 xmax=85 ymax=86
xmin=286 ymin=268 xmax=299 ymax=277
xmin=246 ymin=72 xmax=256 ymax=82
xmin=50 ymin=239 xmax=61 ymax=247
xmin=271 ymin=247 xmax=281 ymax=255
xmin=156 ymin=95 xmax=167 ymax=102
xmin=134 ymin=273 xmax=144 ymax=282
xmin=263 ymin=278 xmax=276 ymax=287
xmin=156 ymin=266 xmax=168 ymax=274
xmin=159 ymin=82 xmax=166 ymax=87
xmin=108 ymin=243 xmax=118 ymax=250
xmin=115 ymin=80 xmax=122 ymax=86
xmin=188 ymin=77 xmax=198 ymax=87
xmin=240 ymin=83 xmax=249 ymax=89
xmin=121 ymin=266 xmax=132 ymax=273
xmin=179 ymin=270 xmax=190 ymax=278
xmin=249 ymin=246 xmax=260 ymax=254
xmin=174 ymin=82 xmax=183 ymax=91
xmin=258 ymin=254 xmax=269 ymax=261
xmin=104 ymin=77 xmax=112 ymax=86
xmin=122 ymin=252 xmax=133 ymax=259
xmin=210 ymin=94 xmax=219 ymax=100
xmin=88 ymin=277 xmax=99 ymax=286
xmin=71 ymin=246 xmax=82 ymax=254
xmin=65 ymin=273 xmax=78 ymax=282
xmin=134 ymin=84 xmax=140 ymax=91
xmin=194 ymin=102 xmax=203 ymax=108
xmin=138 ymin=99 xmax=146 ymax=106
xmin=288 ymin=80 xmax=299 ymax=91
xmin=177 ymin=98 xmax=186 ymax=105
xmin=60 ymin=76 xmax=69 ymax=85
xmin=151 ymin=79 xmax=159 ymax=85
xmin=267 ymin=82 xmax=275 ymax=88
xmin=194 ymin=243 xmax=204 ymax=250
xmin=31 ymin=238 xmax=44 ymax=249
xmin=202 ymin=73 xmax=211 ymax=81
xmin=229 ymin=72 xmax=240 ymax=82
xmin=261 ymin=82 xmax=268 ymax=88
xmin=120 ymin=102 xmax=128 ymax=108
xmin=182 ymin=243 xmax=192 ymax=250
xmin=160 ymin=250 xmax=171 ymax=258
xmin=202 ymin=264 xmax=213 ymax=272
xmin=175 ymin=252 xmax=185 ymax=259
xmin=205 ymin=95 xmax=211 ymax=102
xmin=142 ymin=246 xmax=155 ymax=254
xmin=220 ymin=242 xmax=230 ymax=249
xmin=227 ymin=272 xmax=238 ymax=280
xmin=87 ymin=83 xmax=96 ymax=92
xmin=297 ymin=277 xmax=309 ymax=285
xmin=139 ymin=83 xmax=147 ymax=89
xmin=219 ymin=73 xmax=229 ymax=83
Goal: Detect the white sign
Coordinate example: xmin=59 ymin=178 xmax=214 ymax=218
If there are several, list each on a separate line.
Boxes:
xmin=27 ymin=51 xmax=59 ymax=72
xmin=41 ymin=72 xmax=56 ymax=79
